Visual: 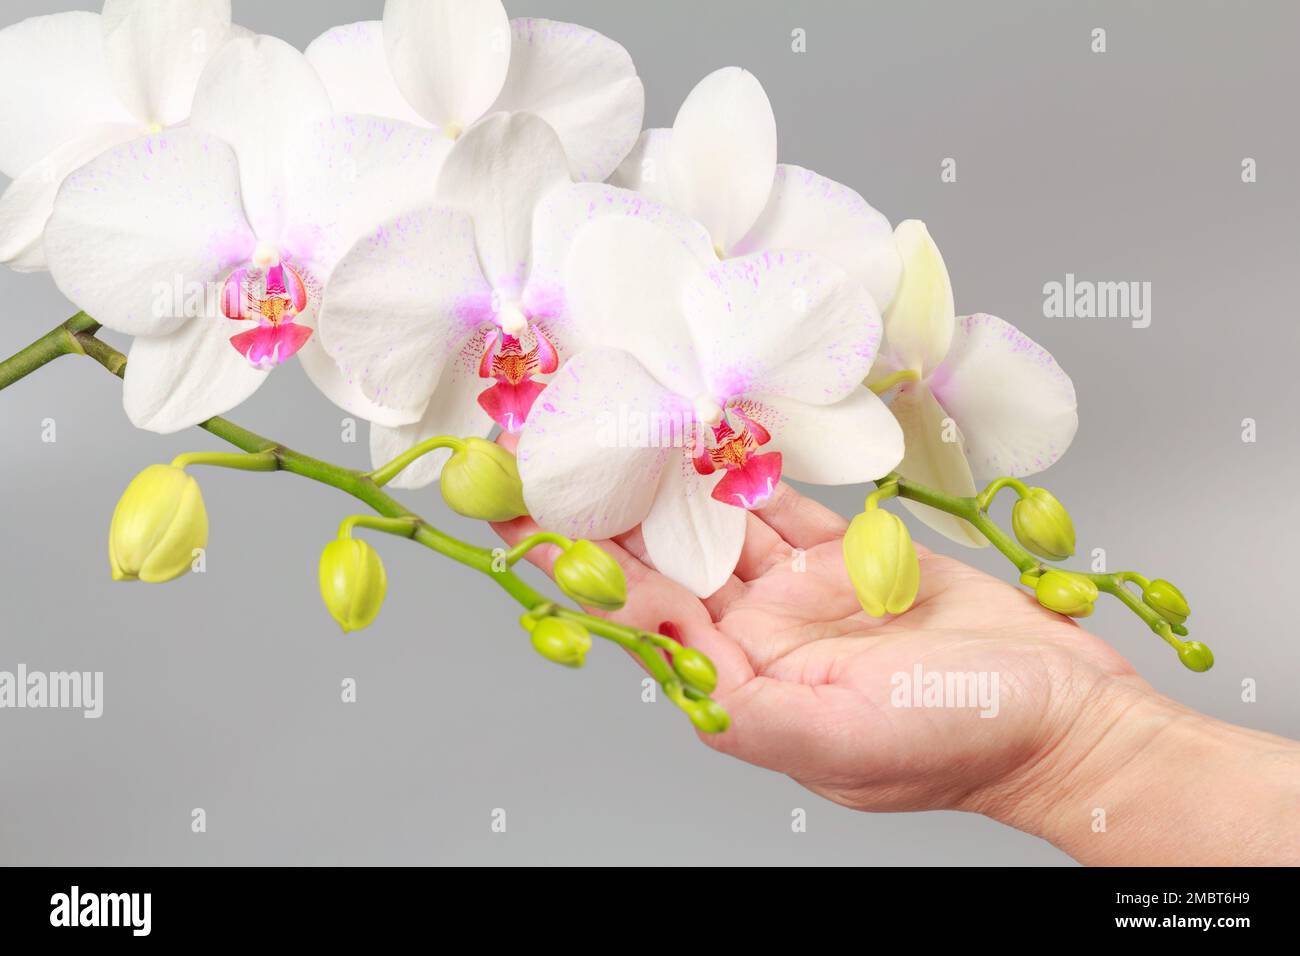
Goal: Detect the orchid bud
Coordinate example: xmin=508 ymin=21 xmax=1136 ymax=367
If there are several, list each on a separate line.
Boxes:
xmin=671 ymin=647 xmax=718 ymax=694
xmin=528 ymin=616 xmax=592 ymax=668
xmin=554 ymin=540 xmax=627 ymax=611
xmin=684 ymin=698 xmax=730 ymax=734
xmin=109 ymin=464 xmax=208 ymax=583
xmin=1177 ymin=641 xmax=1213 ymax=673
xmin=1011 ymin=487 xmax=1076 ymax=561
xmin=318 ymin=538 xmax=387 ymax=633
xmin=1143 ymin=578 xmax=1189 ymax=626
xmin=843 ymin=508 xmax=920 ymax=617
xmin=439 ymin=437 xmax=527 ymax=522
xmin=1034 ymin=570 xmax=1098 ymax=618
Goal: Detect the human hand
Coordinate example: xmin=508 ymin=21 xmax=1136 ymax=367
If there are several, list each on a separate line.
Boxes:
xmin=493 ymin=477 xmax=1300 ymax=865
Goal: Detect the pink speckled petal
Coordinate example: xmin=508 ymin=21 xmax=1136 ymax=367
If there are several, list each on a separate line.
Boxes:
xmin=694 ymin=250 xmax=882 ymax=406
xmin=928 ymin=313 xmax=1078 ymax=479
xmin=561 ymin=214 xmax=716 ymax=397
xmin=517 ymin=348 xmax=679 ymax=541
xmin=528 ymin=181 xmax=714 ymax=353
xmin=732 ymin=164 xmax=902 ymax=313
xmin=316 ymin=203 xmax=490 ymax=422
xmin=44 ymin=128 xmax=255 ymax=338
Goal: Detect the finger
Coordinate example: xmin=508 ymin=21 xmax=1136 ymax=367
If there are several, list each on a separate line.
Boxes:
xmin=616 ymin=524 xmax=751 ymax=624
xmin=755 ymin=482 xmax=849 ymax=550
xmin=490 ymin=514 xmax=753 ymax=694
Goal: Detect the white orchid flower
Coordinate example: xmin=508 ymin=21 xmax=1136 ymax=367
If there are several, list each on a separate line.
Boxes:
xmin=0 ymin=0 xmax=243 ymax=271
xmin=317 ymin=114 xmax=709 ymax=489
xmin=610 ymin=66 xmax=900 ymax=313
xmin=516 ymin=215 xmax=905 ymax=597
xmin=43 ymin=34 xmax=453 ymax=433
xmin=872 ymin=220 xmax=1078 ymax=546
xmin=305 ymin=0 xmax=644 ymax=182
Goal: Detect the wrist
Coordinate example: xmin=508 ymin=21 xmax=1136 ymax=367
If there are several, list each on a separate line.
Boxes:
xmin=969 ymin=677 xmax=1300 ymax=865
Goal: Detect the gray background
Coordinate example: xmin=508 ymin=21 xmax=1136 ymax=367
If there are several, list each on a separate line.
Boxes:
xmin=1 ymin=0 xmax=1297 ymax=865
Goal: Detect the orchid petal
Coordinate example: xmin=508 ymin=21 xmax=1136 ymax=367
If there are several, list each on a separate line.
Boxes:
xmin=667 ymin=67 xmax=776 ymax=254
xmin=304 ymin=21 xmax=428 ymax=127
xmin=44 ymin=129 xmax=255 ymax=337
xmin=100 ymin=0 xmax=232 ymax=127
xmin=0 ymin=123 xmax=138 ymax=271
xmin=434 ymin=111 xmax=571 ymax=292
xmin=296 ymin=334 xmax=421 ymax=430
xmin=517 ymin=348 xmax=678 ymax=540
xmin=607 ymin=128 xmax=673 ymax=204
xmin=382 ymin=0 xmax=510 ymax=131
xmin=122 ymin=313 xmax=268 ymax=433
xmin=711 ymin=451 xmax=782 ymax=510
xmin=283 ymin=114 xmax=450 ymax=279
xmin=189 ymin=35 xmax=332 ymax=241
xmin=747 ymin=389 xmax=904 ymax=484
xmin=0 ymin=11 xmax=133 ymax=178
xmin=369 ymin=356 xmax=494 ymax=489
xmin=316 ymin=204 xmax=488 ymax=421
xmin=697 ymin=250 xmax=881 ymax=405
xmin=642 ymin=457 xmax=747 ymax=598
xmin=883 ymin=219 xmax=955 ymax=375
xmin=929 ymin=313 xmax=1078 ymax=478
xmin=732 ymin=164 xmax=902 ymax=313
xmin=562 ymin=216 xmax=718 ymax=398
xmin=890 ymin=383 xmax=987 ymax=548
xmin=488 ymin=18 xmax=643 ymax=183
xmin=528 ymin=182 xmax=714 ymax=352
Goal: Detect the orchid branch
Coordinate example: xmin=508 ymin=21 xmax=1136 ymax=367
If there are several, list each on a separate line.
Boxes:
xmin=878 ymin=472 xmax=1212 ymax=671
xmin=0 ymin=313 xmax=729 ymax=732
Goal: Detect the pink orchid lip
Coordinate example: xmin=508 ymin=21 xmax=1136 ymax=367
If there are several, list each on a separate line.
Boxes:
xmin=476 ymin=321 xmax=559 ymax=433
xmin=692 ymin=403 xmax=783 ymax=510
xmin=220 ymin=260 xmax=313 ymax=368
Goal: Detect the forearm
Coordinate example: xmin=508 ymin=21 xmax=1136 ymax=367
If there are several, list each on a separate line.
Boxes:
xmin=983 ymin=683 xmax=1300 ymax=865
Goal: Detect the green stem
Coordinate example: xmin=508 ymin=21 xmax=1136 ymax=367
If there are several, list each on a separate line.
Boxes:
xmin=367 ymin=435 xmax=465 ymax=487
xmin=171 ymin=450 xmax=279 ymax=472
xmin=0 ymin=312 xmax=100 ymax=389
xmin=2 ymin=318 xmax=722 ymax=722
xmin=884 ymin=472 xmax=1039 ymax=574
xmin=337 ymin=515 xmax=420 ymax=540
xmin=877 ymin=472 xmax=1206 ymax=663
xmin=503 ymin=531 xmax=574 ymax=566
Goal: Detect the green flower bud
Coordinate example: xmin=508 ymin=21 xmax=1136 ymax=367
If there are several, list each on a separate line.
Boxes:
xmin=843 ymin=508 xmax=920 ymax=617
xmin=109 ymin=464 xmax=208 ymax=583
xmin=528 ymin=616 xmax=592 ymax=668
xmin=684 ymin=698 xmax=730 ymax=734
xmin=1011 ymin=487 xmax=1075 ymax=561
xmin=672 ymin=647 xmax=718 ymax=694
xmin=439 ymin=437 xmax=527 ymax=522
xmin=1143 ymin=579 xmax=1189 ymax=626
xmin=1177 ymin=641 xmax=1213 ymax=673
xmin=553 ymin=540 xmax=627 ymax=611
xmin=318 ymin=538 xmax=387 ymax=633
xmin=1034 ymin=570 xmax=1098 ymax=618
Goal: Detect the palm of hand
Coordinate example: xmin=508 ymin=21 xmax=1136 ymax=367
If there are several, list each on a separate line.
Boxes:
xmin=496 ymin=483 xmax=1143 ymax=816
